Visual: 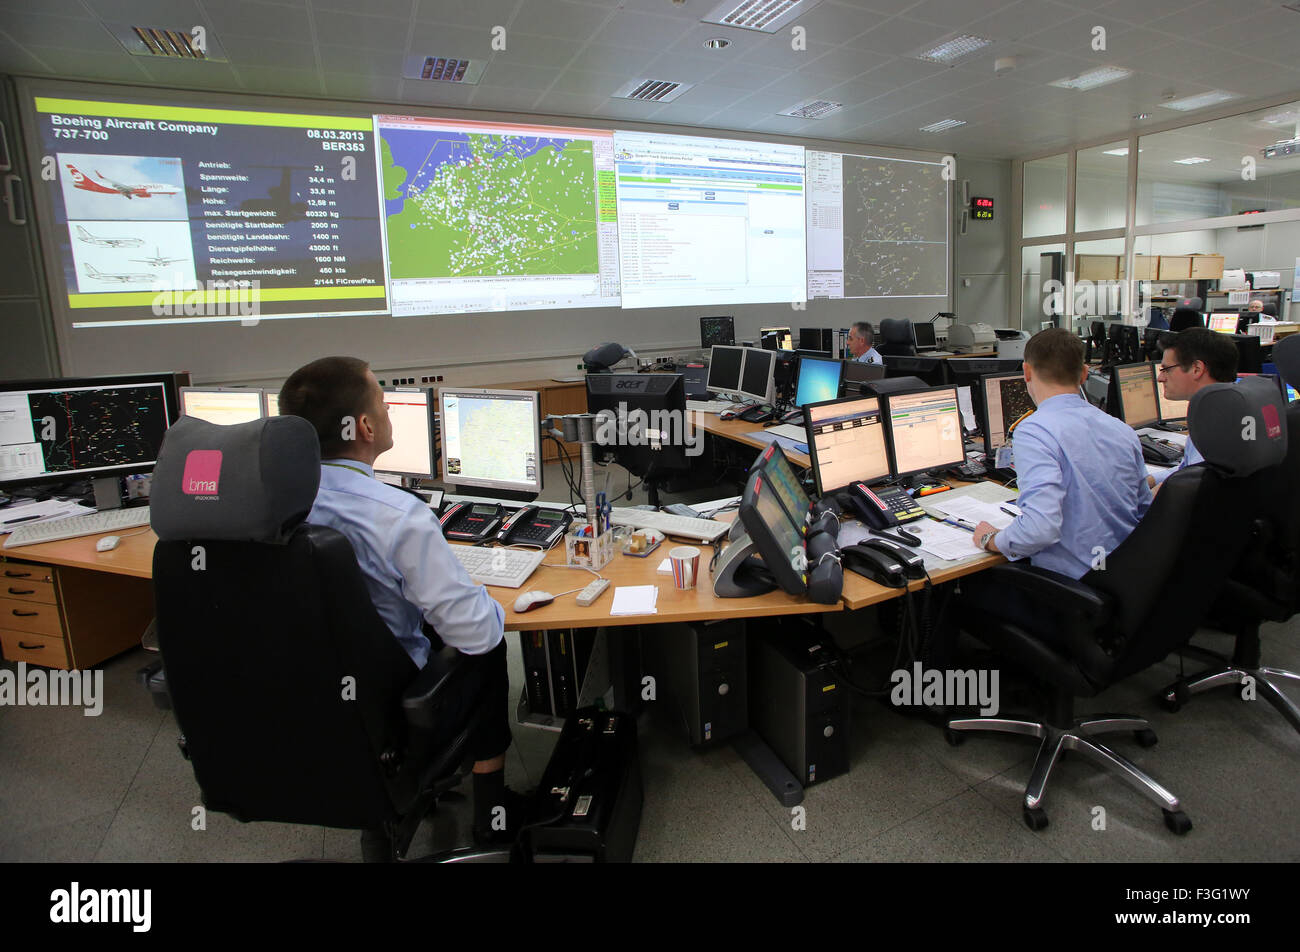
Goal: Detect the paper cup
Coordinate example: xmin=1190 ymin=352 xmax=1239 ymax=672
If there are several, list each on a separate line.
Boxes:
xmin=669 ymin=545 xmax=701 ymax=590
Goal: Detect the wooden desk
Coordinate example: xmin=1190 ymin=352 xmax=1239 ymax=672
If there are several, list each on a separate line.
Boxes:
xmin=690 ymin=410 xmax=811 ymax=468
xmin=937 ymin=350 xmax=998 ymax=360
xmin=839 ymin=549 xmax=1004 ymax=610
xmin=1 ymin=530 xmax=155 ymax=670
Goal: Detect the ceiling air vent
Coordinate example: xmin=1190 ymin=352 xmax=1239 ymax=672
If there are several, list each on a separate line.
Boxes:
xmin=401 ymin=56 xmax=486 ymax=84
xmin=779 ymin=99 xmax=842 ymax=119
xmin=613 ymin=79 xmax=694 ymax=103
xmin=107 ymin=24 xmax=227 ymax=60
xmin=700 ymin=0 xmax=824 ymax=34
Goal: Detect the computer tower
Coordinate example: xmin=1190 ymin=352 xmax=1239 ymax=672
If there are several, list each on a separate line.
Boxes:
xmin=749 ymin=622 xmax=850 ymax=786
xmin=641 ymin=620 xmax=747 ymax=748
xmin=520 ymin=629 xmax=597 ymax=718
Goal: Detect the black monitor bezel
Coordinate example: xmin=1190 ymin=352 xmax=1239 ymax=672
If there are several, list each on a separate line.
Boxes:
xmin=793 ymin=354 xmax=845 ymax=407
xmin=803 ymin=394 xmax=890 ymax=496
xmin=377 ymin=386 xmax=439 ymax=481
xmin=738 ymin=468 xmax=807 ymax=596
xmin=882 ymin=384 xmax=967 ymax=481
xmin=977 ymin=370 xmax=1030 ymax=457
xmin=700 ymin=315 xmax=736 ymax=348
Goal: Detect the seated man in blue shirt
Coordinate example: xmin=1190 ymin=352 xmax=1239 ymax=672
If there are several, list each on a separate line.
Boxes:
xmin=964 ymin=329 xmax=1152 ymax=637
xmin=279 ymin=356 xmax=517 ymax=845
xmin=848 ymin=321 xmax=883 ymax=364
xmin=1148 ymin=327 xmax=1238 ymax=488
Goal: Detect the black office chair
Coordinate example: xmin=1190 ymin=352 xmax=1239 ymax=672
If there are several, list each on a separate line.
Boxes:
xmin=1161 ymin=336 xmax=1300 ymax=733
xmin=878 ymin=318 xmax=917 ymax=357
xmin=947 ymin=378 xmax=1286 ymax=832
xmin=1168 ymin=297 xmax=1204 ymax=333
xmin=149 ymin=416 xmax=506 ymax=862
xmin=1147 ymin=307 xmax=1169 ymax=331
xmin=882 ymin=355 xmax=947 ymax=386
xmin=1236 ymin=310 xmax=1258 ymax=335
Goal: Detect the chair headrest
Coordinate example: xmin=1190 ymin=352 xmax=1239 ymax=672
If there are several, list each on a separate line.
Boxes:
xmin=151 ymin=415 xmax=321 ymax=543
xmin=879 ymin=318 xmax=912 ymax=342
xmin=1187 ymin=377 xmax=1287 ymax=477
xmin=1273 ymin=335 xmax=1300 ymax=392
xmin=1177 ymin=297 xmax=1203 ymax=311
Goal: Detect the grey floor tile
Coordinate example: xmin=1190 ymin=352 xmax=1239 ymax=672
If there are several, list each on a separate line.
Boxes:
xmin=831 ymin=790 xmax=1065 ymax=863
xmin=0 ymin=810 xmax=117 ymax=862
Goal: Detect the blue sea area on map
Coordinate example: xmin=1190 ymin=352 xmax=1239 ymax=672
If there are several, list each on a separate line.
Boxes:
xmin=381 ymin=128 xmax=574 ymax=217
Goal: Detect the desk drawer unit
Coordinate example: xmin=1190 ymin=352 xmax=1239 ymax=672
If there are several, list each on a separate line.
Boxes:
xmin=0 ymin=557 xmax=153 ymax=670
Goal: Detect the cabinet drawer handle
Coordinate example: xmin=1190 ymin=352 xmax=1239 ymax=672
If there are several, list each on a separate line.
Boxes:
xmin=4 ymin=570 xmax=33 ymax=578
xmin=12 ymin=609 xmax=38 ymax=617
xmin=18 ymin=642 xmax=42 ymax=650
xmin=7 ymin=587 xmax=35 ymax=595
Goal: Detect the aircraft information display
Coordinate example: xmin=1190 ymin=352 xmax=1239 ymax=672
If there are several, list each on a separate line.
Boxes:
xmin=34 ymin=95 xmax=388 ymax=326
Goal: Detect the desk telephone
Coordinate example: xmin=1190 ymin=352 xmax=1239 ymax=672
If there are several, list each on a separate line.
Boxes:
xmin=496 ymin=506 xmax=572 ymax=548
xmin=439 ymin=502 xmax=504 ymax=543
xmin=840 ymin=538 xmax=926 ymax=588
xmin=841 ymin=482 xmax=926 ymax=528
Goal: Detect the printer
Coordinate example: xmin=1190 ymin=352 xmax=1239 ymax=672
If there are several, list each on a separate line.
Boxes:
xmin=947 ymin=322 xmax=998 ymax=354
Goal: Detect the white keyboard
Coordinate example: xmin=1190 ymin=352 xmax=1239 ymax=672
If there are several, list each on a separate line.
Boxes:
xmin=766 ymin=424 xmax=807 ymax=442
xmin=609 ymin=507 xmax=729 ymax=543
xmin=4 ymin=506 xmax=152 ymax=549
xmin=451 ymin=545 xmax=545 ymax=589
xmin=926 ymin=350 xmax=955 ymax=357
xmin=686 ymin=400 xmax=740 ymax=414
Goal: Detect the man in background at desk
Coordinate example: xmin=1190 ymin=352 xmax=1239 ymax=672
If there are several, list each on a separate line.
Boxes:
xmin=279 ymin=356 xmax=519 ymax=845
xmin=965 ymin=330 xmax=1151 ymax=633
xmin=848 ymin=321 xmax=883 ymax=365
xmin=1148 ymin=328 xmax=1238 ymax=489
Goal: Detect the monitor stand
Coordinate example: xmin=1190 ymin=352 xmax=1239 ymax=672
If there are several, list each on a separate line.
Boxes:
xmin=446 ymin=485 xmax=538 ymax=504
xmin=91 ymin=476 xmax=124 ymax=512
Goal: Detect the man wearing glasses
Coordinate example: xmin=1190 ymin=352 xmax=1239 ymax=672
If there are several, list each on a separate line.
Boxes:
xmin=1148 ymin=328 xmax=1239 ymax=488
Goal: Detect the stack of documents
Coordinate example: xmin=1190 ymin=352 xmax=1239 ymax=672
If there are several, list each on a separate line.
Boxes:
xmin=610 ymin=585 xmax=659 ymax=616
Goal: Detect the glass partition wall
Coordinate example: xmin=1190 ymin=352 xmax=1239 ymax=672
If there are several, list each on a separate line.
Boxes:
xmin=1014 ymin=96 xmax=1300 ymax=329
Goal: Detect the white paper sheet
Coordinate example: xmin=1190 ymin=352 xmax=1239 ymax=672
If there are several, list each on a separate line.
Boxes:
xmin=610 ymin=585 xmax=659 ymax=615
xmin=907 ymin=518 xmax=983 ymax=561
xmin=930 ymin=496 xmax=1018 ymax=530
xmin=0 ymin=499 xmax=96 ymax=534
xmin=956 ymin=385 xmax=976 ymax=432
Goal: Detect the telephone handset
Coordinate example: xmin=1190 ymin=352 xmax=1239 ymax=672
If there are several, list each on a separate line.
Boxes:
xmin=440 ymin=502 xmax=505 ymax=543
xmin=858 ymin=537 xmax=926 ymax=579
xmin=497 ymin=506 xmax=572 ymax=548
xmin=497 ymin=505 xmax=538 ymax=542
xmin=839 ymin=544 xmax=907 ymax=588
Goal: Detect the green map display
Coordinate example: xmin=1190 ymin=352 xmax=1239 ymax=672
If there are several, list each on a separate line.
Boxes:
xmin=382 ymin=130 xmax=600 ymax=279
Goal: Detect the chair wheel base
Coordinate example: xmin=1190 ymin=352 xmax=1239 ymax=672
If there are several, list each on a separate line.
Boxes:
xmin=1163 ymin=809 xmax=1192 ymax=835
xmin=943 ymin=728 xmax=965 ymax=747
xmin=1160 ymin=683 xmax=1188 ymax=713
xmin=1023 ymin=806 xmax=1049 ymax=831
xmin=1134 ymin=728 xmax=1158 ymax=748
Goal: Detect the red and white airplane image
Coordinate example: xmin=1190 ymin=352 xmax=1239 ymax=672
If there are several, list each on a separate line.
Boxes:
xmin=65 ymin=164 xmax=180 ymax=199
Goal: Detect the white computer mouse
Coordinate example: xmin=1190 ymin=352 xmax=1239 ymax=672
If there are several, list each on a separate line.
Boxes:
xmin=96 ymin=535 xmax=121 ymax=552
xmin=513 ymin=590 xmax=554 ymax=613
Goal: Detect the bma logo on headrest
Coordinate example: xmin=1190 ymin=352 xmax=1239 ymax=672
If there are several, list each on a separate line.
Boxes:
xmin=1262 ymin=404 xmax=1282 ymax=440
xmin=182 ymin=449 xmax=223 ymax=497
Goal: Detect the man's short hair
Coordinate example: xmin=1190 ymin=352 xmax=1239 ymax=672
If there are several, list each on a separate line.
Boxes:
xmin=851 ymin=321 xmax=873 ymax=343
xmin=278 ymin=356 xmax=375 ymax=457
xmin=1024 ymin=327 xmax=1084 ymax=386
xmin=1163 ymin=327 xmax=1238 ymax=383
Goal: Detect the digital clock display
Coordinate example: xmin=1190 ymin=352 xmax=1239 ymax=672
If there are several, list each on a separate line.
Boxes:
xmin=970 ymin=196 xmax=994 ymax=220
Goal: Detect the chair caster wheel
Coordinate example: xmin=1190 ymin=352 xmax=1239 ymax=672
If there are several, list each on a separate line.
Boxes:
xmin=1023 ymin=806 xmax=1049 ymax=831
xmin=1134 ymin=728 xmax=1158 ymax=748
xmin=1160 ymin=684 xmax=1188 ymax=713
xmin=1163 ymin=809 xmax=1192 ymax=835
xmin=944 ymin=728 xmax=965 ymax=747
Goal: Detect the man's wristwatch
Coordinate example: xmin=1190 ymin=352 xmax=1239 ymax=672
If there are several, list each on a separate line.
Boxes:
xmin=979 ymin=530 xmax=996 ymax=552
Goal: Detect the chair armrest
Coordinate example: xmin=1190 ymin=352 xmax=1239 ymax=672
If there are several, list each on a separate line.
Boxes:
xmin=981 ymin=563 xmax=1114 ymax=624
xmin=400 ymin=646 xmax=466 ymax=731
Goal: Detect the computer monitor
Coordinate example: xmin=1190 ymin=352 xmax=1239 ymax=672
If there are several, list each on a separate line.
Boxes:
xmin=794 ymin=356 xmax=844 ymax=407
xmin=912 ymin=323 xmax=937 ymax=350
xmin=586 ymin=373 xmax=689 ymax=479
xmin=739 ymin=468 xmax=806 ymax=596
xmin=805 ymin=395 xmax=890 ymax=495
xmin=883 ymin=386 xmax=965 ymax=480
xmin=0 ymin=375 xmax=173 ymax=489
xmin=439 ymin=387 xmax=542 ymax=497
xmin=707 ymin=345 xmax=745 ymax=396
xmin=1208 ymin=313 xmax=1237 ymax=334
xmin=680 ymin=363 xmax=708 ymax=399
xmin=1110 ymin=362 xmax=1159 ymax=429
xmin=946 ymin=358 xmax=1024 ymax=396
xmin=749 ymin=441 xmax=809 ymax=527
xmin=738 ymin=347 xmax=775 ymax=404
xmin=700 ymin=315 xmax=735 ymax=347
xmin=883 ymin=355 xmax=947 ymax=387
xmin=263 ymin=389 xmax=280 ymax=417
xmin=180 ymin=387 xmax=266 ymax=426
xmin=841 ymin=359 xmax=887 ymax=391
xmin=760 ymin=326 xmax=794 ymax=351
xmin=979 ymin=372 xmax=1033 ymax=457
xmin=798 ymin=328 xmax=833 ymax=354
xmin=373 ymin=387 xmax=438 ymax=480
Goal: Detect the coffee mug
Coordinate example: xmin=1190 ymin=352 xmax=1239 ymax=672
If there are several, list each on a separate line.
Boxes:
xmin=669 ymin=545 xmax=701 ymax=590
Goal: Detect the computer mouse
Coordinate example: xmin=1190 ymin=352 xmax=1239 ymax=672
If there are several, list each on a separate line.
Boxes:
xmin=96 ymin=535 xmax=121 ymax=552
xmin=719 ymin=409 xmax=739 ymax=421
xmin=513 ymin=590 xmax=554 ymax=613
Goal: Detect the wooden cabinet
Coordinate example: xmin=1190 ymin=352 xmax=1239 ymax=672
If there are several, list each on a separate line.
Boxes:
xmin=0 ymin=558 xmax=154 ymax=670
xmin=1076 ymin=255 xmax=1120 ymax=281
xmin=487 ymin=378 xmax=587 ymax=463
xmin=1131 ymin=256 xmax=1157 ymax=280
xmin=1158 ymin=256 xmax=1192 ymax=280
xmin=1190 ymin=254 xmax=1224 ymax=279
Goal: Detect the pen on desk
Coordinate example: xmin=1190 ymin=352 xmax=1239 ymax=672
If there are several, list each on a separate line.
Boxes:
xmin=938 ymin=517 xmax=976 ymax=532
xmin=1 ymin=514 xmax=42 ymax=526
xmin=999 ymin=505 xmax=1020 ymax=518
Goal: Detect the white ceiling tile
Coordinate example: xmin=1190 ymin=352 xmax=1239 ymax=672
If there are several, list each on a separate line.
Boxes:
xmin=646 ymin=103 xmax=735 ymax=127
xmin=648 ymin=82 xmax=746 ymax=111
xmin=312 ymin=0 xmax=415 ymax=20
xmin=664 ymin=23 xmax=769 ymax=58
xmin=467 ymin=88 xmax=547 ymax=116
xmin=532 ymin=91 xmax=610 ymax=118
xmin=707 ymin=59 xmax=795 ymax=90
xmin=317 ymin=44 xmax=405 ymax=74
xmin=564 ymin=41 xmax=656 ymax=74
xmin=222 ymin=35 xmax=319 ymax=70
xmin=323 ymin=71 xmax=404 ymax=103
xmin=230 ymin=65 xmax=323 ymax=96
xmin=200 ymin=1 xmax=313 ymax=39
xmin=641 ymin=53 xmax=728 ymax=85
xmin=21 ymin=45 xmax=150 ymax=80
xmin=406 ymin=21 xmax=498 ymax=58
xmin=593 ymin=9 xmax=696 ymax=48
xmin=842 ymin=16 xmax=950 ymax=53
xmin=835 ymin=0 xmax=931 ymax=16
xmin=4 ymin=14 xmax=122 ymax=52
xmin=0 ymin=0 xmax=85 ymax=16
xmin=84 ymin=0 xmax=205 ymax=22
xmin=817 ymin=75 xmax=895 ymax=106
xmin=797 ymin=45 xmax=885 ymax=81
xmin=738 ymin=34 xmax=835 ymax=70
xmin=414 ymin=0 xmax=524 ymax=29
xmin=0 ymin=34 xmax=53 ymax=73
xmin=314 ymin=9 xmax=412 ymax=50
xmin=904 ymin=0 xmax=1019 ymax=29
xmin=478 ymin=59 xmax=559 ymax=89
xmin=138 ymin=58 xmax=243 ymax=87
xmin=506 ymin=0 xmax=608 ymax=40
xmin=785 ymin=2 xmax=889 ymax=44
xmin=494 ymin=34 xmax=584 ymax=67
xmin=397 ymin=79 xmax=478 ymax=106
xmin=858 ymin=55 xmax=948 ymax=84
xmin=546 ymin=67 xmax=623 ymax=94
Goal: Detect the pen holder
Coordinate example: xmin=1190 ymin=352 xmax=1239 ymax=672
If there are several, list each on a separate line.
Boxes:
xmin=565 ymin=526 xmax=615 ymax=570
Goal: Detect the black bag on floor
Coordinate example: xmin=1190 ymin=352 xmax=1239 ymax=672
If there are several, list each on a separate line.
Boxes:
xmin=524 ymin=707 xmax=642 ymax=863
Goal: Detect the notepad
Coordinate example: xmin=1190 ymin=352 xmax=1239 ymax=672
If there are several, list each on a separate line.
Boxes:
xmin=610 ymin=585 xmax=659 ymax=616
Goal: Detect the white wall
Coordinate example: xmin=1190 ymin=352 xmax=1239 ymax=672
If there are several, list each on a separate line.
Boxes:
xmin=955 ymin=157 xmax=1012 ymax=328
